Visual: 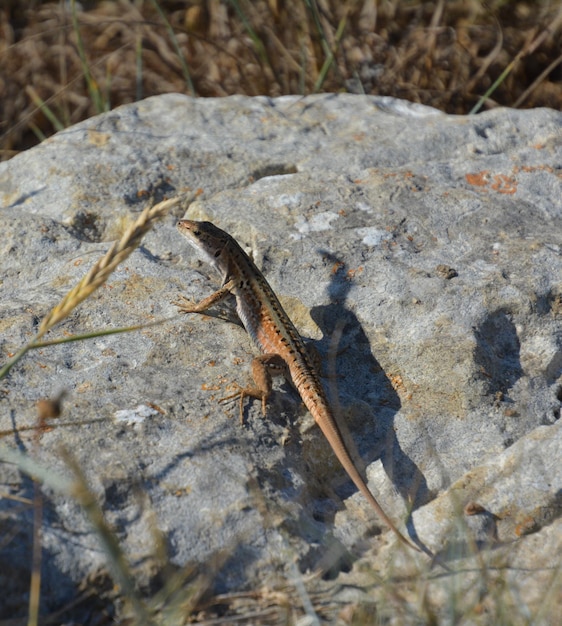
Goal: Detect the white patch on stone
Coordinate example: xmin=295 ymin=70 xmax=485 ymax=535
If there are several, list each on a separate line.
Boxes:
xmin=293 ymin=211 xmax=339 ymax=234
xmin=356 ymin=201 xmax=372 ymax=212
xmin=356 ymin=226 xmax=390 ymax=246
xmin=114 ymin=404 xmax=158 ymax=425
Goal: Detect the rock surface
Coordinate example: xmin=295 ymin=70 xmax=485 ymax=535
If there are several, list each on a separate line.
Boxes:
xmin=0 ymin=93 xmax=560 ymax=621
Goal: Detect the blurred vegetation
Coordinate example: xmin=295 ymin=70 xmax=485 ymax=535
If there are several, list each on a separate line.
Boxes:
xmin=1 ymin=0 xmax=561 ymax=160
xmin=1 ymin=1 xmax=561 ymax=623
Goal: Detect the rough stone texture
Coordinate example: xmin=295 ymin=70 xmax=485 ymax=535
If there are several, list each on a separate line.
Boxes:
xmin=0 ymin=93 xmax=560 ymax=621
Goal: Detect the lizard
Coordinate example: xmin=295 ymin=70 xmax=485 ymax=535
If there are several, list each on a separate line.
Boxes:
xmin=174 ymin=219 xmax=421 ymax=552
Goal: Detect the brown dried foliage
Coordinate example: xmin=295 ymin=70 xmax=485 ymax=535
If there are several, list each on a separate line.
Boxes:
xmin=1 ymin=0 xmax=561 ymax=160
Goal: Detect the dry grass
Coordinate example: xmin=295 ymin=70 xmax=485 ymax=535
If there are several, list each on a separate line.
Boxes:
xmin=1 ymin=1 xmax=561 ymax=623
xmin=1 ymin=0 xmax=561 ymax=159
xmin=0 ymin=197 xmax=178 ymax=380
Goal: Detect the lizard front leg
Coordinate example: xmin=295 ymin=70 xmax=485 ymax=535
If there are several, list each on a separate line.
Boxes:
xmin=173 ymin=278 xmax=237 ymax=314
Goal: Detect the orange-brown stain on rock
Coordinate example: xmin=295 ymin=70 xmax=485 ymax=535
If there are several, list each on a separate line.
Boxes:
xmin=465 ymin=170 xmax=517 ymax=194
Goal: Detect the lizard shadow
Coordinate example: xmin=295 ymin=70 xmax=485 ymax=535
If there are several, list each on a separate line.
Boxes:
xmin=306 ymin=253 xmax=432 ymax=534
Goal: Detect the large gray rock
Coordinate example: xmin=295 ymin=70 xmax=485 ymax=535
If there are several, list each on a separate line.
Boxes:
xmin=0 ymin=94 xmax=560 ymax=621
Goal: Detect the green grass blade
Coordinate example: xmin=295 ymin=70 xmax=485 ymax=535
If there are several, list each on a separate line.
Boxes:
xmin=70 ymin=0 xmax=107 ymax=113
xmin=149 ymin=0 xmax=195 ymax=96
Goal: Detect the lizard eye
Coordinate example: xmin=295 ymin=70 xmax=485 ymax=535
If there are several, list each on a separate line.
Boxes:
xmin=214 ymin=249 xmax=221 ymax=257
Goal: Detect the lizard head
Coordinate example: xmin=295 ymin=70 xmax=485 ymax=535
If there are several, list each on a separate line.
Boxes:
xmin=177 ymin=220 xmax=232 ymax=271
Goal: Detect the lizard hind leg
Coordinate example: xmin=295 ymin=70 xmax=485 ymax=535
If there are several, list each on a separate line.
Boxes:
xmin=219 ymin=382 xmax=268 ymax=424
xmin=219 ymin=354 xmax=286 ymax=423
